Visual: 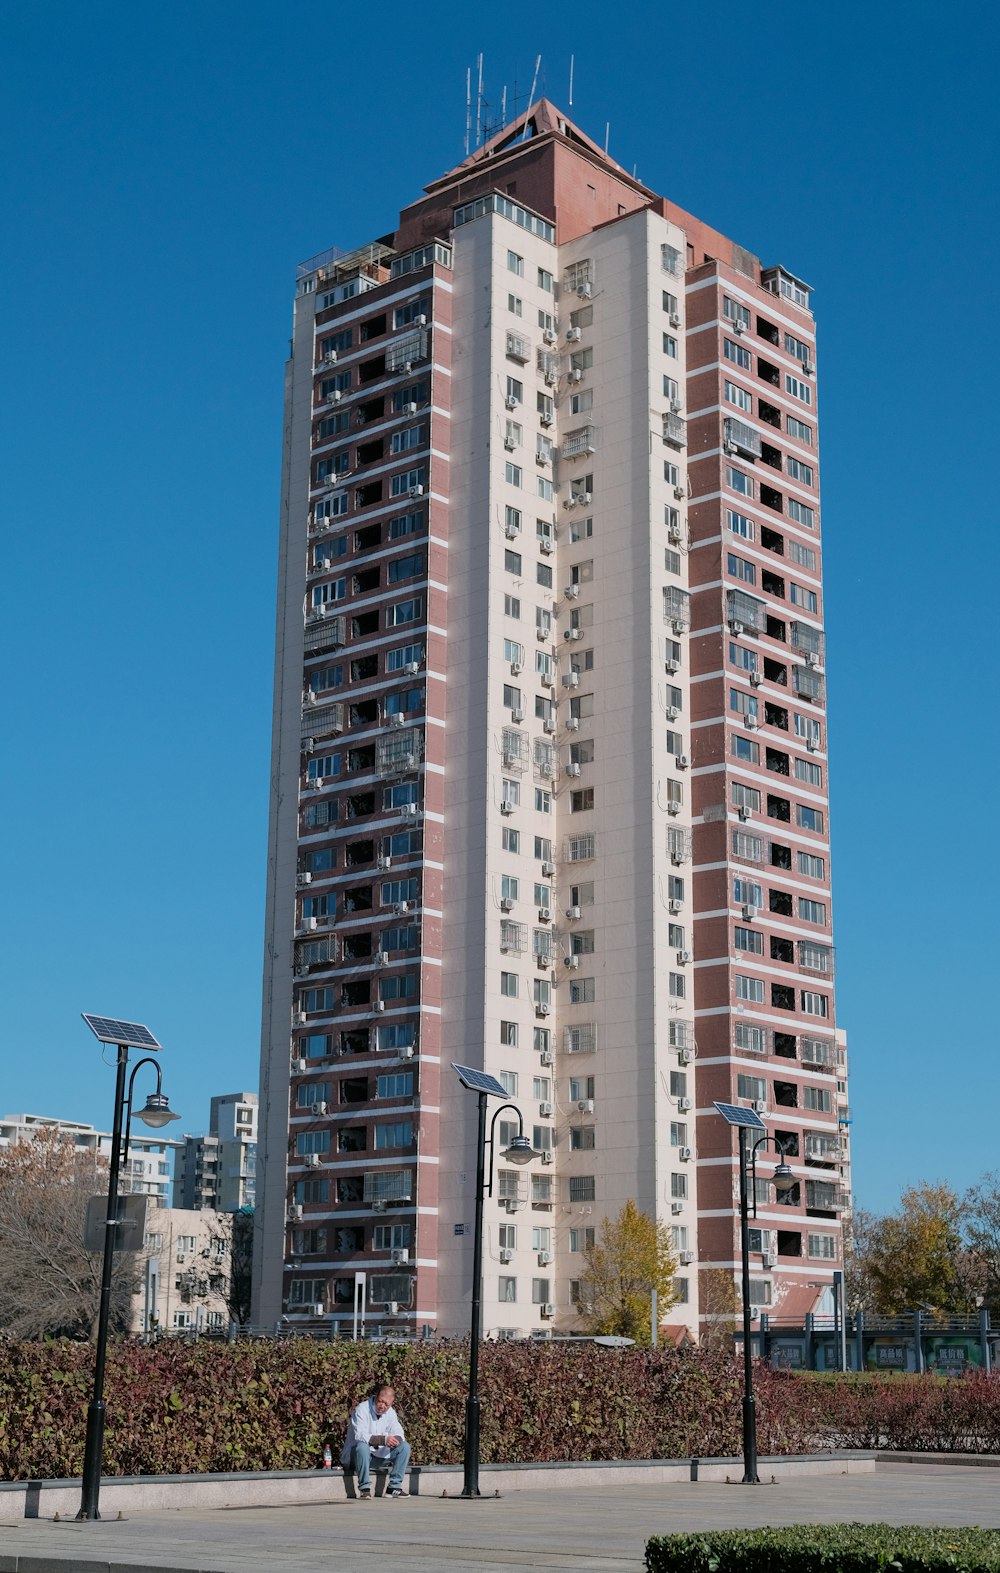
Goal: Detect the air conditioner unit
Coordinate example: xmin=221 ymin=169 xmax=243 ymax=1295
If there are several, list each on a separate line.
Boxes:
xmin=540 ymin=411 xmax=553 ymax=427
xmin=665 ymin=705 xmax=679 ymax=721
xmin=401 ymin=803 xmax=419 ymax=818
xmin=565 ymin=326 xmax=582 ymax=342
xmin=801 ymin=357 xmax=815 ymax=375
xmin=678 ymin=1096 xmax=692 ymax=1111
xmin=504 ymin=522 xmax=519 ymax=540
xmin=538 ymin=907 xmax=551 ymax=923
xmin=667 ymin=898 xmax=682 ymax=914
xmin=678 ymin=1047 xmax=694 ymax=1065
xmin=569 ymin=369 xmax=584 ymax=384
xmin=542 ymin=860 xmax=556 ymax=877
xmin=742 ymin=903 xmax=758 ymax=920
xmin=395 ymin=901 xmax=410 ymax=914
xmin=564 ymin=628 xmax=582 ymax=641
xmin=539 ymin=538 xmax=553 ymax=554
xmin=316 ymin=1099 xmax=329 ymax=1116
xmin=668 ymin=525 xmax=683 ymax=545
xmin=539 ymin=1047 xmax=554 ymax=1065
xmin=391 ymin=1248 xmax=410 ymax=1265
xmin=565 ymin=905 xmax=582 ymax=920
xmin=288 ymin=1204 xmax=304 ymax=1221
xmin=511 ymin=706 xmax=525 ymax=722
xmin=536 ymin=1004 xmax=551 ymax=1018
xmin=669 ymin=311 xmax=681 ymax=328
xmin=537 ymin=1100 xmax=554 ymax=1119
xmin=679 ymin=1250 xmax=695 ymax=1265
xmin=752 ymin=1099 xmax=768 ymax=1113
xmin=504 ymin=1198 xmax=525 ymax=1213
xmin=730 ymin=620 xmax=744 ymax=636
xmin=405 ymin=401 xmax=419 ymax=414
xmin=409 ymin=485 xmax=424 ymax=499
xmin=294 ymin=1010 xmax=307 ymax=1025
xmin=566 ymin=762 xmax=581 ymax=777
xmin=296 ymin=871 xmax=312 ymax=887
xmin=500 ymin=896 xmax=514 ymax=912
xmin=510 ymin=659 xmax=523 ymax=675
xmin=543 ymin=328 xmax=558 ymax=345
xmin=679 ymin=1146 xmax=692 ymax=1161
xmin=733 ymin=319 xmax=746 ymax=335
xmin=332 ymin=390 xmax=343 ymax=402
xmin=543 ymin=718 xmax=557 ymax=734
xmin=504 ymin=435 xmax=517 ymax=452
xmin=671 ymin=1201 xmax=684 ymax=1215
xmin=536 ymin=952 xmax=550 ymax=970
xmin=374 ymin=1000 xmax=386 ymax=1013
xmin=564 ymin=955 xmax=580 ymax=969
xmin=666 ymin=800 xmax=681 ymax=817
xmin=499 ymin=1247 xmax=513 ymax=1264
xmin=807 ymin=736 xmax=819 ymax=752
xmin=541 ymin=1301 xmax=555 ymax=1317
xmin=538 ymin=1250 xmax=553 ymax=1265
xmin=505 ymin=394 xmax=519 ymax=410
xmin=399 ymin=1044 xmax=415 ymax=1060
xmin=541 ymin=672 xmax=554 ymax=688
xmin=676 ymin=754 xmax=689 ymax=769
xmin=293 ymin=1056 xmax=308 ymax=1072
xmin=537 ymin=625 xmax=551 ymax=641
xmin=389 ymin=713 xmax=406 ymax=729
xmin=805 ymin=650 xmax=820 ymax=668
xmin=565 ymin=585 xmax=580 ymax=599
xmin=671 ymin=617 xmax=687 ymax=634
xmin=500 ymin=800 xmax=515 ymax=816
xmin=323 ymin=350 xmax=338 ymax=364
xmin=302 ymin=916 xmax=318 ymax=932
xmin=676 ymin=949 xmax=691 ymax=965
xmin=738 ymin=805 xmax=751 ymax=822
xmin=745 ymin=716 xmax=759 ymax=731
xmin=563 ymin=673 xmax=580 ymax=690
xmin=577 ymin=281 xmax=593 ymax=299
xmin=305 ymin=1153 xmax=321 ymax=1168
xmin=577 ymin=1098 xmax=595 ymax=1116
xmin=750 ymin=671 xmax=763 ymax=687
xmin=566 ymin=717 xmax=580 ymax=733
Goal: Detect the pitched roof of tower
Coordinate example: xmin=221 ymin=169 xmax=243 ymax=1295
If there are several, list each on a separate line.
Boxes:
xmin=423 ymin=97 xmax=651 ymax=196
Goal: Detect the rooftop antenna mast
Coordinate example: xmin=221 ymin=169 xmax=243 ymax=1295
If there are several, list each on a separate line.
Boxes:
xmin=526 ymin=54 xmax=541 ymax=117
xmin=604 ymin=122 xmax=610 ymax=156
xmin=465 ymin=67 xmax=471 ymax=158
xmin=501 ymin=84 xmax=507 ymax=128
xmin=568 ymin=54 xmax=574 ymax=108
xmin=475 ymin=53 xmax=484 ymax=147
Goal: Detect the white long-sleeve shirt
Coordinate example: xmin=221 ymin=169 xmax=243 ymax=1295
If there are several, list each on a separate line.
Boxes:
xmin=341 ymin=1397 xmax=406 ymax=1466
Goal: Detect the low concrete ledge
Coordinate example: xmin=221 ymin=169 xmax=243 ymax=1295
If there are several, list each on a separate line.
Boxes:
xmin=0 ymin=1452 xmax=876 ymax=1519
xmin=876 ymin=1451 xmax=1000 ymax=1469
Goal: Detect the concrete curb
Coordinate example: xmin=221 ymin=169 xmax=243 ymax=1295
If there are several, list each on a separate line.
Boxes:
xmin=0 ymin=1452 xmax=877 ymax=1519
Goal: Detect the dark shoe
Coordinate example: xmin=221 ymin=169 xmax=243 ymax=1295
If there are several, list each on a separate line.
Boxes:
xmin=358 ymin=1487 xmax=371 ymax=1500
xmin=387 ymin=1487 xmax=407 ymax=1498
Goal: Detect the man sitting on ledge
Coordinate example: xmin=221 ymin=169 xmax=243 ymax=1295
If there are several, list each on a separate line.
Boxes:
xmin=341 ymin=1383 xmax=411 ymax=1499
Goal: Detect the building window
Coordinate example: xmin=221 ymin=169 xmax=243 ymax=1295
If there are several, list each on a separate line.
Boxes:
xmin=500 ymin=972 xmax=518 ymax=998
xmin=569 ymin=1176 xmax=595 ymax=1202
xmin=507 ymin=250 xmax=524 ymax=276
xmin=736 ymin=974 xmax=765 ymax=1003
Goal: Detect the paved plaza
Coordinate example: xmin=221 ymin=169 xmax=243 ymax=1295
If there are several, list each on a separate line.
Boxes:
xmin=0 ymin=1463 xmax=998 ymax=1573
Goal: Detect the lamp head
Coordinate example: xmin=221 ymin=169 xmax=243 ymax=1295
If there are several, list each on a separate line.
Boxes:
xmin=137 ymin=1092 xmax=181 ymax=1129
xmin=773 ymin=1159 xmax=795 ymax=1193
xmin=502 ymin=1134 xmax=536 ymax=1167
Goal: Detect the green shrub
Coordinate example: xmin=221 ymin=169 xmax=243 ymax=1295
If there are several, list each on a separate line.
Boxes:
xmin=645 ymin=1524 xmax=1000 ymax=1572
xmin=0 ymin=1339 xmax=998 ymax=1481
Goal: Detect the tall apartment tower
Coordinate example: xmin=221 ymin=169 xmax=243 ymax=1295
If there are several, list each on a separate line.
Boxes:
xmin=253 ymin=102 xmax=847 ymax=1338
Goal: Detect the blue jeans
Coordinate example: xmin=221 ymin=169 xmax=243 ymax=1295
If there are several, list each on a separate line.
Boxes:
xmin=351 ymin=1438 xmax=411 ymax=1490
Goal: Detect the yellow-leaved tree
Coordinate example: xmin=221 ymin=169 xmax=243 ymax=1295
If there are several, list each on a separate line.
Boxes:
xmin=578 ymin=1200 xmax=678 ymax=1345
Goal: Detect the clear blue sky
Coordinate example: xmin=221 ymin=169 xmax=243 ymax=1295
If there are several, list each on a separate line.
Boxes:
xmin=2 ymin=0 xmax=996 ymax=1208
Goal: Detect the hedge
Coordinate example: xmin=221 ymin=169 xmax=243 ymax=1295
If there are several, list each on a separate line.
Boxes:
xmin=645 ymin=1525 xmax=1000 ymax=1572
xmin=0 ymin=1339 xmax=999 ymax=1481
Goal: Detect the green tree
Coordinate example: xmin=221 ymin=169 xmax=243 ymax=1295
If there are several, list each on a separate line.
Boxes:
xmin=579 ymin=1200 xmax=677 ymax=1345
xmin=865 ymin=1182 xmax=967 ymax=1315
xmin=962 ymin=1171 xmax=1000 ymax=1315
xmin=697 ymin=1267 xmax=740 ymax=1354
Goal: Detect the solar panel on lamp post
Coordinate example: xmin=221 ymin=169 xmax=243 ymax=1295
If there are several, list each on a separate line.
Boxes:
xmin=712 ymin=1102 xmax=794 ymax=1485
xmin=452 ymin=1064 xmax=539 ymax=1499
xmin=77 ymin=1015 xmax=180 ymax=1521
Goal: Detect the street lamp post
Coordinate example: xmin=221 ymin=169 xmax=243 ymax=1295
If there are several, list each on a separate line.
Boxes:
xmin=713 ymin=1102 xmax=795 ymax=1486
xmin=452 ymin=1063 xmax=538 ymax=1499
xmin=77 ymin=1015 xmax=179 ymax=1521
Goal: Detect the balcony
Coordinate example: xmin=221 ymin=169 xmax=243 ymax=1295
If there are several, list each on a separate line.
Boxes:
xmin=727 ymin=589 xmax=765 ymax=635
xmin=301 ymin=702 xmax=344 ymax=738
xmin=505 ymin=331 xmax=530 ymax=363
xmin=724 ymin=417 xmax=761 ymax=460
xmin=794 ymin=665 xmax=826 ymax=703
xmin=376 ymin=728 xmax=424 ymax=778
xmin=304 ymin=614 xmax=346 ymax=654
xmin=799 ymin=1035 xmax=836 ymax=1069
xmin=386 ymin=329 xmax=428 ymax=374
xmin=561 ymin=426 xmax=596 ymax=460
xmin=662 ymin=412 xmax=687 ymax=449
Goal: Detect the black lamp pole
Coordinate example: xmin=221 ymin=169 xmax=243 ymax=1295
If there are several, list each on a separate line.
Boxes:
xmin=78 ymin=1051 xmax=177 ymax=1521
xmin=463 ymin=1089 xmax=489 ymax=1498
xmin=737 ymin=1123 xmax=758 ymax=1483
xmin=461 ymin=1098 xmax=534 ymax=1498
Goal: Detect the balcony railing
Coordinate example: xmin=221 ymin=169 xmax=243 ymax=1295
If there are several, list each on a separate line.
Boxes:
xmin=663 ymin=411 xmax=687 ymax=448
xmin=561 ymin=426 xmax=596 ymax=459
xmin=302 ymin=702 xmax=344 ymax=738
xmin=724 ymin=417 xmax=761 ymax=459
